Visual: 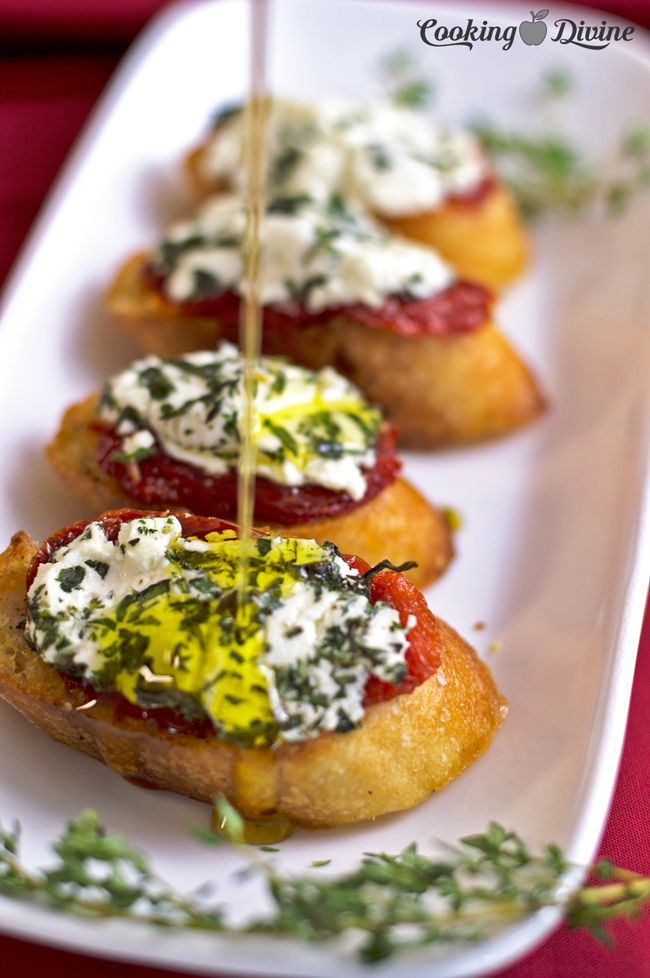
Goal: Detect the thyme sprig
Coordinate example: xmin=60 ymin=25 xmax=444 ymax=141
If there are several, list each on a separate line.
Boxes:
xmin=0 ymin=809 xmax=224 ymax=930
xmin=472 ymin=66 xmax=650 ymax=220
xmin=473 ymin=119 xmax=650 ymax=219
xmin=472 ymin=121 xmax=598 ymax=219
xmin=1 ymin=805 xmax=649 ymax=963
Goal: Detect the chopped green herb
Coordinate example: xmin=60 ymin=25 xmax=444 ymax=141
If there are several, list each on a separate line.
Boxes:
xmin=267 ymin=195 xmax=312 ymax=215
xmin=271 ymin=146 xmax=302 ymax=186
xmin=109 ymin=445 xmax=156 ymax=464
xmin=262 ymin=419 xmax=299 ymax=457
xmin=138 ymin=366 xmax=175 ymax=401
xmin=256 ymin=538 xmax=273 ymax=557
xmin=56 ymin=566 xmax=86 ymax=593
xmin=84 ymin=560 xmax=109 ymax=579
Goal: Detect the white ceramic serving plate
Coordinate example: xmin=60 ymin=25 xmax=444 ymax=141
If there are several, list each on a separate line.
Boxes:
xmin=1 ymin=0 xmax=650 ymax=974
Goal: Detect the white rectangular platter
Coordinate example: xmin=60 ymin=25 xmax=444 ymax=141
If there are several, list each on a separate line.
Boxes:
xmin=1 ymin=1 xmax=650 ymax=975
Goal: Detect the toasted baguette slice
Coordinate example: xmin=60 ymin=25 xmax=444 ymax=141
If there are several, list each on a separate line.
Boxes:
xmin=45 ymin=395 xmax=453 ymax=590
xmin=383 ymin=185 xmax=529 ymax=290
xmin=108 ymin=254 xmax=544 ymax=449
xmin=0 ymin=531 xmax=507 ymax=829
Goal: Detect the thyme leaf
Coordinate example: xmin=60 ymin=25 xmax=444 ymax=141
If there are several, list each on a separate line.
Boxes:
xmin=379 ymin=48 xmax=434 ymax=109
xmin=471 ymin=121 xmax=597 ymax=219
xmin=360 ymin=558 xmax=418 ymax=583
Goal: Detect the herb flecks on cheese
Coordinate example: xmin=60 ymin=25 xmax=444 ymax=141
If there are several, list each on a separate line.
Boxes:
xmin=152 ymin=193 xmax=453 ymax=311
xmin=202 ymin=98 xmax=488 ymax=217
xmin=25 ymin=517 xmax=412 ymax=744
xmin=98 ymin=343 xmax=381 ymax=501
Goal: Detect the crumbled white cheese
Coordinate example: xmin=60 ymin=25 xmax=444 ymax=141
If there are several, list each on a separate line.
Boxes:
xmin=201 ymin=98 xmax=488 ymax=217
xmin=155 ymin=193 xmax=453 ymax=312
xmin=26 ymin=516 xmax=182 ymax=674
xmin=26 ymin=518 xmax=415 ymax=744
xmin=261 ymin=585 xmax=410 ymax=740
xmin=99 ymin=343 xmax=381 ymax=500
xmin=120 ymin=429 xmax=155 ymax=456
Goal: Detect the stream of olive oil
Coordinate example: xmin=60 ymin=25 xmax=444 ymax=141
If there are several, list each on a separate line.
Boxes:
xmin=229 ymin=2 xmax=293 ymax=844
xmin=236 ymin=0 xmax=269 ymax=608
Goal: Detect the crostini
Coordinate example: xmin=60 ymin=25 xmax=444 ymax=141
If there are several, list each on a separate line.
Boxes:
xmin=187 ymin=98 xmax=528 ymax=288
xmin=46 ymin=344 xmax=452 ymax=590
xmin=108 ymin=194 xmax=544 ymax=448
xmin=0 ymin=510 xmax=507 ymax=830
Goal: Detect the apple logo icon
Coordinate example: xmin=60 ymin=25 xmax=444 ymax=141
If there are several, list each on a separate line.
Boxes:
xmin=519 ymin=9 xmax=549 ymax=45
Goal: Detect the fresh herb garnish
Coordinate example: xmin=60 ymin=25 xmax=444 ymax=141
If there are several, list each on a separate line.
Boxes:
xmin=271 ymin=146 xmax=302 ymax=186
xmin=542 ymin=67 xmax=574 ymax=100
xmin=211 ymin=103 xmax=242 ymax=131
xmin=138 ymin=366 xmax=175 ymax=402
xmin=1 ymin=805 xmax=648 ymax=965
xmin=109 ymin=445 xmax=156 ymax=464
xmin=84 ymin=560 xmax=109 ymax=579
xmin=379 ymin=48 xmax=434 ymax=109
xmin=56 ymin=566 xmax=86 ymax=593
xmin=267 ymin=195 xmax=312 ymax=215
xmin=256 ymin=537 xmax=273 ymax=557
xmin=360 ymin=558 xmax=418 ymax=583
xmin=472 ymin=80 xmax=650 ymax=220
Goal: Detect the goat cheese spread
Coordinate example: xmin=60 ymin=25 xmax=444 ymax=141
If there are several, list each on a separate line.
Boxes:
xmin=199 ymin=98 xmax=488 ymax=216
xmin=152 ymin=192 xmax=453 ymax=310
xmin=98 ymin=343 xmax=381 ymax=501
xmin=26 ymin=516 xmax=413 ymax=744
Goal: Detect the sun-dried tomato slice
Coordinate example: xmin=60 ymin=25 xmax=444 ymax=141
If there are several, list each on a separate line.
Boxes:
xmin=95 ymin=423 xmax=401 ymax=525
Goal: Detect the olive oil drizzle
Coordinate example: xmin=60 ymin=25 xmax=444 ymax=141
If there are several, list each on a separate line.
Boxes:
xmin=237 ymin=0 xmax=269 ymax=610
xmin=231 ymin=7 xmax=275 ymax=834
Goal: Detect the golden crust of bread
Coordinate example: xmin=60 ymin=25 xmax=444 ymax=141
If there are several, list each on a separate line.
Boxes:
xmin=383 ymin=185 xmax=529 ymax=290
xmin=45 ymin=395 xmax=453 ymax=590
xmin=108 ymin=254 xmax=544 ymax=449
xmin=0 ymin=531 xmax=507 ymax=829
xmin=279 ymin=314 xmax=545 ymax=449
xmin=107 ymin=253 xmax=228 ymax=357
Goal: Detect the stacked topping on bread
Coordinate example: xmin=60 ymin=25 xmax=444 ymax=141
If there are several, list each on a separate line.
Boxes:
xmin=150 ymin=193 xmax=453 ymax=310
xmin=98 ymin=342 xmax=382 ymax=501
xmin=25 ymin=515 xmax=413 ymax=745
xmin=198 ymin=98 xmax=488 ymax=215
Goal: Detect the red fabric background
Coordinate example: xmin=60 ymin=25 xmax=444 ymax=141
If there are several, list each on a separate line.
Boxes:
xmin=2 ymin=1 xmax=650 ymax=975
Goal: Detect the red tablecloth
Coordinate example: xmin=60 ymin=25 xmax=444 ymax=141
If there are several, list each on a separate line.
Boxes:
xmin=2 ymin=2 xmax=650 ymax=975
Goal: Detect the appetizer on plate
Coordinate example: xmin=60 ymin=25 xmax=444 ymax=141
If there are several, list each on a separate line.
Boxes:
xmin=46 ymin=343 xmax=452 ymax=589
xmin=0 ymin=510 xmax=507 ymax=830
xmin=187 ymin=98 xmax=528 ymax=289
xmin=109 ymin=194 xmax=544 ymax=448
